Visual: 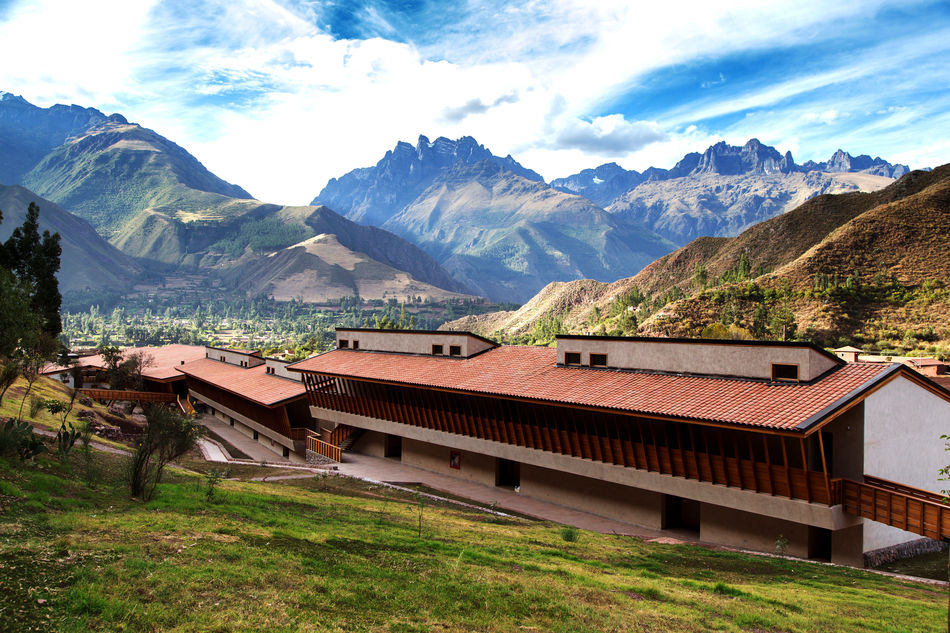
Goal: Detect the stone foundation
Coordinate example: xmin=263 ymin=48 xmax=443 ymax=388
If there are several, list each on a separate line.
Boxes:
xmin=305 ymin=449 xmax=337 ymax=466
xmin=865 ymin=537 xmax=947 ymax=567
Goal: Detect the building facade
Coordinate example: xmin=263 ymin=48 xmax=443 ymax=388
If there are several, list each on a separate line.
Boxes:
xmin=178 ymin=347 xmax=313 ymax=462
xmin=290 ymin=328 xmax=950 ymax=566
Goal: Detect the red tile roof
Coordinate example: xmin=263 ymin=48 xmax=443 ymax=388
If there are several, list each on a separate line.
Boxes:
xmin=290 ymin=346 xmax=901 ymax=431
xmin=42 ymin=345 xmax=206 ymax=381
xmin=177 ymin=358 xmax=305 ymax=407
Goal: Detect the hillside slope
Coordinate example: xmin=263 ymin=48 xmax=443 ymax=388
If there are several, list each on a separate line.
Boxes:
xmin=449 ymin=165 xmax=950 ymax=354
xmin=21 ymin=118 xmax=253 ymax=234
xmin=0 ymin=184 xmax=143 ymax=292
xmin=220 ymin=233 xmax=473 ymax=302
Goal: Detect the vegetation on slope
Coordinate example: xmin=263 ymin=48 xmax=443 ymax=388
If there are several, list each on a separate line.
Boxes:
xmin=1 ymin=429 xmax=945 ymax=632
xmin=449 ymin=165 xmax=950 ymax=357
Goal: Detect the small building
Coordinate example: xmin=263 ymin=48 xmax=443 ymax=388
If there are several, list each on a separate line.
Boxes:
xmin=290 ymin=329 xmax=950 ymax=567
xmin=42 ymin=344 xmax=206 ymax=395
xmin=177 ymin=347 xmax=314 ymax=462
xmin=832 ymin=345 xmax=863 ymax=363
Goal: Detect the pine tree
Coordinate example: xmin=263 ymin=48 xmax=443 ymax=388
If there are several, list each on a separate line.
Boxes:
xmin=1 ymin=202 xmax=62 ymax=337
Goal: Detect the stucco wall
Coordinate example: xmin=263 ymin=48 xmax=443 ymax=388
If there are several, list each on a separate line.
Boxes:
xmin=520 ymin=464 xmax=664 ymax=529
xmin=336 ymin=330 xmax=494 ymax=357
xmin=265 ymin=359 xmax=301 ymax=381
xmin=555 ymin=338 xmax=838 ymax=381
xmin=205 ymin=347 xmax=264 ymax=367
xmin=314 ymin=406 xmax=858 ymax=532
xmin=825 ymin=404 xmax=864 ymax=479
xmin=401 ymin=438 xmax=497 ymax=486
xmin=862 ymin=375 xmax=950 ymax=551
xmin=351 ymin=430 xmax=386 ymax=457
xmin=700 ymin=504 xmax=810 ymax=558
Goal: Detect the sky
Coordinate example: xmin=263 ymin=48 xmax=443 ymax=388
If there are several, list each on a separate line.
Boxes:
xmin=1 ymin=0 xmax=949 ymax=205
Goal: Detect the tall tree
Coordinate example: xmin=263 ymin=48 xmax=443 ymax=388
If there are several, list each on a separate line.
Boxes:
xmin=2 ymin=202 xmax=62 ymax=337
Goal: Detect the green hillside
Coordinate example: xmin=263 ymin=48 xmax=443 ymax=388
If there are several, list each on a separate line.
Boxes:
xmin=0 ymin=184 xmax=143 ymax=293
xmin=1 ymin=391 xmax=943 ymax=632
xmin=21 ymin=120 xmax=253 ymax=235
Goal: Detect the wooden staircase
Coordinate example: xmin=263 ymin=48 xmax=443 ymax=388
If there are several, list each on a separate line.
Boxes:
xmin=305 ymin=425 xmax=363 ymax=463
xmin=834 ymin=475 xmax=950 ymax=541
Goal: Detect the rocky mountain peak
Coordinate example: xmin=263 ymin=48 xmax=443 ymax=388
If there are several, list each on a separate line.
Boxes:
xmin=692 ymin=139 xmax=788 ymax=176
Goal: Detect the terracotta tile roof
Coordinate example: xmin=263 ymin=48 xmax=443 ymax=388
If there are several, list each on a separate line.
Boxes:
xmin=177 ymin=358 xmax=305 ymax=407
xmin=290 ymin=346 xmax=900 ymax=431
xmin=42 ymin=345 xmax=206 ymax=381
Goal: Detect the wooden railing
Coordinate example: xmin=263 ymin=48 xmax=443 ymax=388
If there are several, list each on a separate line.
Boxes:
xmin=835 ymin=476 xmax=950 ymax=540
xmin=289 ymin=427 xmax=313 ymax=441
xmin=304 ymin=381 xmax=836 ymax=505
xmin=327 ymin=424 xmax=359 ymax=447
xmin=306 ymin=434 xmax=342 ymax=462
xmin=80 ymin=389 xmax=178 ymax=403
xmin=177 ymin=395 xmax=196 ymax=415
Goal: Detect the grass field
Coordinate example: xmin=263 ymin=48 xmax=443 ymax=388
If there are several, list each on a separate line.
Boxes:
xmin=0 ymin=432 xmax=946 ymax=633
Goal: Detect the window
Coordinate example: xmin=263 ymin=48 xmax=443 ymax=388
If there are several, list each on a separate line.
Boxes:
xmin=220 ymin=355 xmax=226 ymax=362
xmin=771 ymin=363 xmax=799 ymax=381
xmin=564 ymin=352 xmax=581 ymax=365
xmin=339 ymin=339 xmax=349 ymax=348
xmin=432 ymin=344 xmax=444 ymax=355
xmin=589 ymin=353 xmax=608 ymax=367
xmin=449 ymin=345 xmax=461 ymax=357
xmin=352 ymin=340 xmax=359 ymax=349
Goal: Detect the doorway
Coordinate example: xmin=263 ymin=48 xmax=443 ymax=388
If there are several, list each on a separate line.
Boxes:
xmin=384 ymin=434 xmax=402 ymax=459
xmin=663 ymin=495 xmax=700 ymax=533
xmin=496 ymin=459 xmax=520 ymax=488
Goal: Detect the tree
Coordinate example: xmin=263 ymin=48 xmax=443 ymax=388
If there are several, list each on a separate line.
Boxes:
xmin=1 ymin=202 xmax=63 ymax=337
xmin=0 ymin=267 xmax=38 ymax=358
xmin=126 ymin=405 xmax=204 ymax=501
xmin=98 ymin=346 xmax=155 ymax=391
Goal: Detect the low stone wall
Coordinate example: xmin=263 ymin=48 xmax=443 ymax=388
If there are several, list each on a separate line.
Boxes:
xmin=865 ymin=537 xmax=947 ymax=567
xmin=305 ymin=449 xmax=338 ymax=466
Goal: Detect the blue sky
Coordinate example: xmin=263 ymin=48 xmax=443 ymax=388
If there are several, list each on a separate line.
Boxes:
xmin=0 ymin=0 xmax=948 ymax=204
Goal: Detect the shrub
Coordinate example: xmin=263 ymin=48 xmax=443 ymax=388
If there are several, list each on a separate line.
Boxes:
xmin=0 ymin=419 xmax=46 ymax=461
xmin=560 ymin=526 xmax=579 ymax=543
xmin=126 ymin=405 xmax=204 ymax=501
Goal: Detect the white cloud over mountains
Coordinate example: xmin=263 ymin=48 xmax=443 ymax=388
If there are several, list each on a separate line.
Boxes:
xmin=0 ymin=0 xmax=947 ymax=204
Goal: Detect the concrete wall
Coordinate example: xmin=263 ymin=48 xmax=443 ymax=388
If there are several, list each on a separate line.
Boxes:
xmin=205 ymin=404 xmax=305 ymax=463
xmin=701 ymin=504 xmax=810 ymax=558
xmin=336 ymin=330 xmax=495 ymax=358
xmin=520 ymin=464 xmax=665 ymax=529
xmin=265 ymin=359 xmax=301 ymax=381
xmin=555 ymin=338 xmax=839 ymax=381
xmin=862 ymin=374 xmax=950 ymax=551
xmin=825 ymin=404 xmax=864 ymax=479
xmin=351 ymin=430 xmax=386 ymax=457
xmin=205 ymin=347 xmax=264 ymax=368
xmin=401 ymin=438 xmax=497 ymax=487
xmin=316 ymin=406 xmax=859 ymax=532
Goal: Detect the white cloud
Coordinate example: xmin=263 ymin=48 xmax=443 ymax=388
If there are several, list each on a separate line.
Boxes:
xmin=0 ymin=0 xmax=946 ymax=203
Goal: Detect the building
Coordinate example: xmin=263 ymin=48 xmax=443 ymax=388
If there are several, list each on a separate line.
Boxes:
xmin=42 ymin=344 xmax=206 ymax=394
xmin=290 ymin=328 xmax=950 ymax=567
xmin=177 ymin=347 xmax=314 ymax=462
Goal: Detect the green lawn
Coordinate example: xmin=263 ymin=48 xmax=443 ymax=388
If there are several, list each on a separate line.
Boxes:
xmin=0 ymin=438 xmax=945 ymax=632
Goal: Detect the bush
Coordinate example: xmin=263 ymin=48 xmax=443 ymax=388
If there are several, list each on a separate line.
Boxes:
xmin=126 ymin=405 xmax=204 ymax=501
xmin=0 ymin=419 xmax=46 ymax=461
xmin=560 ymin=526 xmax=579 ymax=543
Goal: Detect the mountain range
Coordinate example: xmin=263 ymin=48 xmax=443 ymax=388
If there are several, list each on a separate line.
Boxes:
xmin=447 ymin=164 xmax=950 ymax=355
xmin=0 ymin=91 xmax=919 ymax=310
xmin=0 ymin=93 xmax=470 ymax=303
xmin=310 ymin=135 xmax=907 ymax=300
